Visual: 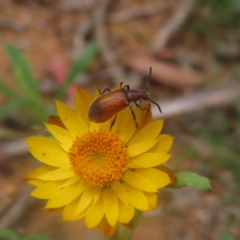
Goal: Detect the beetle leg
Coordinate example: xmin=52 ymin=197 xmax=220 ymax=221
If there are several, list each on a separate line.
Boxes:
xmin=134 ymin=102 xmax=150 ymax=112
xmin=123 ymin=85 xmax=130 ymax=91
xmin=120 ymin=82 xmax=124 ymax=88
xmin=110 ymin=114 xmax=118 ymax=130
xmin=128 ymin=105 xmax=138 ymax=129
xmin=98 ymin=87 xmax=111 ymax=95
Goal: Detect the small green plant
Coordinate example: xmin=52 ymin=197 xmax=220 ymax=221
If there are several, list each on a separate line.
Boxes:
xmin=0 ymin=44 xmax=46 ymax=124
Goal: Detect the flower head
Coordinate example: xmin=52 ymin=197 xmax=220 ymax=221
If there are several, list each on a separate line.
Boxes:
xmin=25 ymin=88 xmax=176 ymax=237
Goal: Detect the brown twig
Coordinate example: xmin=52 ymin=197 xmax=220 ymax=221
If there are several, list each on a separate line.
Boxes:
xmin=72 ymin=19 xmax=93 ymax=59
xmin=108 ymin=2 xmax=166 ymax=24
xmin=0 ymin=184 xmax=35 ymax=228
xmin=92 ymin=0 xmax=116 ymax=65
xmin=127 ymin=55 xmax=202 ymax=90
xmin=59 ymin=0 xmax=96 ymax=11
xmin=152 ymin=83 xmax=240 ymax=119
xmin=152 ymin=0 xmax=194 ymax=50
xmin=92 ymin=0 xmax=142 ymax=88
xmin=0 ymin=139 xmax=28 ymax=162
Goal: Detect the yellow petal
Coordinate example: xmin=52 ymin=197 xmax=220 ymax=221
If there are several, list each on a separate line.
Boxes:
xmin=135 ymin=168 xmax=171 ymax=189
xmin=157 ymin=165 xmax=177 ymax=184
xmin=94 ymin=87 xmax=101 ymax=98
xmin=58 ymin=175 xmax=80 ymax=188
xmin=101 ymin=116 xmax=115 ymax=131
xmin=27 ymin=137 xmax=69 ymax=167
xmin=122 ymin=170 xmax=157 ymax=192
xmin=111 ymin=109 xmax=126 ymax=133
xmin=89 ymin=122 xmax=101 ymax=132
xmin=134 ymin=104 xmax=152 ymax=129
xmin=63 ymin=198 xmax=86 ymax=221
xmin=75 ymin=185 xmax=95 ymax=215
xmin=48 ymin=115 xmax=66 ymax=129
xmin=75 ymin=88 xmax=93 ymax=124
xmin=31 ymin=181 xmax=64 ymax=199
xmin=26 ymin=179 xmax=46 ymax=187
xmin=98 ymin=216 xmax=118 ymax=238
xmin=127 ymin=140 xmax=158 ymax=157
xmin=25 ymin=165 xmax=56 ymax=179
xmin=128 ymin=153 xmax=171 ymax=168
xmin=92 ymin=186 xmax=102 ymax=205
xmin=118 ymin=200 xmax=134 ymax=223
xmin=128 ymin=119 xmax=163 ymax=146
xmin=45 ymin=182 xmax=82 ymax=208
xmin=25 ymin=165 xmax=56 ymax=186
xmin=85 ymin=196 xmax=104 ymax=228
xmin=102 ymin=188 xmax=119 ymax=227
xmin=144 ymin=192 xmax=157 ymax=210
xmin=38 ymin=166 xmax=74 ymax=180
xmin=149 ymin=134 xmax=174 ymax=153
xmin=111 ymin=180 xmax=129 ymax=207
xmin=122 ymin=183 xmax=149 ymax=211
xmin=55 ymin=100 xmax=88 ymax=136
xmin=45 ymin=123 xmax=75 ymax=151
xmin=112 ymin=107 xmax=137 ymax=143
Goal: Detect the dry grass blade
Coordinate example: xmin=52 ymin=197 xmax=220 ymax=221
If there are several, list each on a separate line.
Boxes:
xmin=152 ymin=0 xmax=194 ymax=50
xmin=109 ymin=2 xmax=166 ymax=24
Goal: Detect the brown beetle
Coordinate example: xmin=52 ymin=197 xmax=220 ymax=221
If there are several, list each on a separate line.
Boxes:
xmin=88 ymin=68 xmax=162 ymax=128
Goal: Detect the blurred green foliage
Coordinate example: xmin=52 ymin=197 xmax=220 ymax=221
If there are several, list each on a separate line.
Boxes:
xmin=220 ymin=230 xmax=236 ymax=240
xmin=182 ymin=105 xmax=240 ymax=184
xmin=0 ymin=44 xmax=46 ymax=125
xmin=0 ymin=229 xmax=53 ymax=240
xmin=0 ymin=42 xmax=98 ymax=125
xmin=186 ymin=0 xmax=240 ymax=37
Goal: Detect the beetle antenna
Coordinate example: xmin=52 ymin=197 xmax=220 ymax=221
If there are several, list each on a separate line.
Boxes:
xmin=146 ymin=67 xmax=152 ymax=92
xmin=149 ymin=99 xmax=162 ymax=113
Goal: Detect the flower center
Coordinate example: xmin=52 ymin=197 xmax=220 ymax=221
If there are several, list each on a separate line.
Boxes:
xmin=68 ymin=129 xmax=130 ymax=186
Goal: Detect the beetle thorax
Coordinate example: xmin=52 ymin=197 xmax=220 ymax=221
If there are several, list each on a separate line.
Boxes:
xmin=126 ymin=90 xmax=149 ymax=103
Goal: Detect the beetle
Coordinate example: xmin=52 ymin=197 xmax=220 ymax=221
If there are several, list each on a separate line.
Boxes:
xmin=88 ymin=67 xmax=162 ymax=128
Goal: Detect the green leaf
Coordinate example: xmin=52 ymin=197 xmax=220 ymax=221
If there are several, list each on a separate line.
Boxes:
xmin=55 ymin=41 xmax=98 ymax=99
xmin=0 ymin=229 xmax=19 ymax=240
xmin=0 ymin=79 xmax=19 ymax=100
xmin=169 ymin=172 xmax=213 ymax=191
xmin=115 ymin=211 xmax=142 ymax=240
xmin=4 ymin=44 xmax=47 ymax=124
xmin=5 ymin=44 xmax=40 ymax=101
xmin=117 ymin=228 xmax=132 ymax=240
xmin=23 ymin=234 xmax=53 ymax=240
xmin=220 ymin=230 xmax=236 ymax=240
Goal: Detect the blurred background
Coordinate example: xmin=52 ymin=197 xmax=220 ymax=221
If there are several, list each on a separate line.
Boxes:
xmin=0 ymin=0 xmax=240 ymax=239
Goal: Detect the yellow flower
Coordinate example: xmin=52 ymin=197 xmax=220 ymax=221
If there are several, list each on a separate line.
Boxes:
xmin=25 ymin=88 xmax=176 ymax=238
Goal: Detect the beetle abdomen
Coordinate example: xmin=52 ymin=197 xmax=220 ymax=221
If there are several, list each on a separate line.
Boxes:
xmin=88 ymin=89 xmax=129 ymax=123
